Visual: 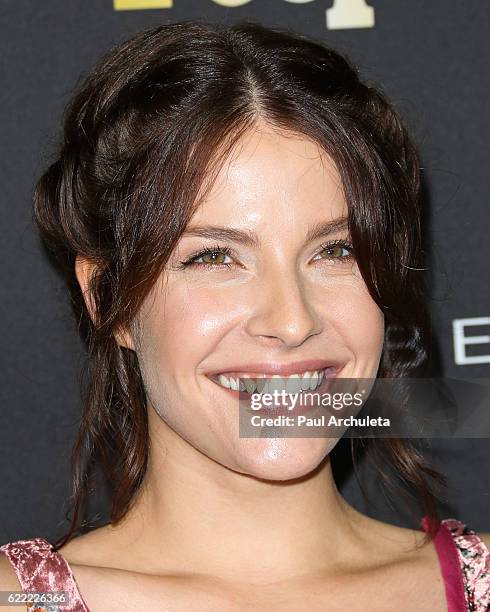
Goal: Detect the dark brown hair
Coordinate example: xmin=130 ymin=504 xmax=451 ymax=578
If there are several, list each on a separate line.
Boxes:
xmin=32 ymin=20 xmax=444 ymax=550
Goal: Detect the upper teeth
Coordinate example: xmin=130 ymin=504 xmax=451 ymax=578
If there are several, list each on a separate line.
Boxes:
xmin=216 ymin=370 xmax=326 ymax=394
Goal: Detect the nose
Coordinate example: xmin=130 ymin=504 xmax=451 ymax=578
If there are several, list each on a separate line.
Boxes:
xmin=244 ymin=270 xmax=323 ymax=348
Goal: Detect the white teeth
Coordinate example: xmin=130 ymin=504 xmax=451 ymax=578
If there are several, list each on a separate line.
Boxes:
xmin=218 ymin=374 xmax=240 ymax=391
xmin=255 ymin=378 xmax=266 ymax=392
xmin=243 ymin=378 xmax=256 ymax=393
xmin=301 ymin=372 xmax=312 ymax=391
xmin=218 ymin=374 xmax=230 ymax=389
xmin=215 ymin=369 xmax=328 ymax=394
xmin=285 ymin=374 xmax=301 ymax=394
xmin=309 ymin=371 xmax=319 ymax=390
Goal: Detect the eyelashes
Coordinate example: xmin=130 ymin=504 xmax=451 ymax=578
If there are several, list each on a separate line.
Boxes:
xmin=175 ymin=239 xmax=355 ymax=270
xmin=178 ymin=243 xmax=235 ymax=269
xmin=313 ymin=239 xmax=355 ymax=264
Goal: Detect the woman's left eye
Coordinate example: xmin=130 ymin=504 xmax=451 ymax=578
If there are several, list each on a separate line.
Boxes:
xmin=192 ymin=250 xmax=233 ymax=266
xmin=313 ymin=240 xmax=354 ymax=263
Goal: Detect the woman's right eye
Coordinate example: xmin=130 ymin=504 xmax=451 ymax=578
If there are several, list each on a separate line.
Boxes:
xmin=178 ymin=244 xmax=235 ymax=269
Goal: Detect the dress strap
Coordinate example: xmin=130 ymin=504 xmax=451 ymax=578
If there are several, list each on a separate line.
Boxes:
xmin=442 ymin=519 xmax=490 ymax=612
xmin=0 ymin=538 xmax=89 ymax=612
xmin=421 ymin=516 xmax=490 ymax=612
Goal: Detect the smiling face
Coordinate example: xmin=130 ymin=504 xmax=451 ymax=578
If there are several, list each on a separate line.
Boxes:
xmin=122 ymin=123 xmax=385 ymax=480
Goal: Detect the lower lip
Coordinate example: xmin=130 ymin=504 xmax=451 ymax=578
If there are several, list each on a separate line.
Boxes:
xmin=208 ymin=368 xmax=339 ymax=416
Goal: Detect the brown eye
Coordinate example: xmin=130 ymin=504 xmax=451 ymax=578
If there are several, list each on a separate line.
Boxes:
xmin=200 ymin=251 xmax=229 ymax=265
xmin=180 ymin=245 xmax=235 ymax=268
xmin=314 ymin=240 xmax=354 ymax=263
xmin=321 ymin=245 xmax=343 ymax=258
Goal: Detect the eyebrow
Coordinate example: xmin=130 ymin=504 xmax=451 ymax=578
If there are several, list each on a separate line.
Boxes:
xmin=182 ymin=216 xmax=349 ymax=247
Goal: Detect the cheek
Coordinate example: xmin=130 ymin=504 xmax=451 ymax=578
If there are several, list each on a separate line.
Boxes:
xmin=140 ymin=283 xmax=239 ymax=367
xmin=324 ymin=282 xmax=385 ymax=360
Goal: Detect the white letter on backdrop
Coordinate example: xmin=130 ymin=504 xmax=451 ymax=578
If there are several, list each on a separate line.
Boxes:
xmin=326 ymin=0 xmax=375 ymax=30
xmin=453 ymin=317 xmax=490 ymax=365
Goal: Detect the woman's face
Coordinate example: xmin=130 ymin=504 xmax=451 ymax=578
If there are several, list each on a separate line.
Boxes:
xmin=124 ymin=124 xmax=385 ymax=480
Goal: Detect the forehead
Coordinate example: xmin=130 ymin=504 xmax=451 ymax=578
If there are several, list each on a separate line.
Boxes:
xmin=192 ymin=125 xmax=347 ymax=225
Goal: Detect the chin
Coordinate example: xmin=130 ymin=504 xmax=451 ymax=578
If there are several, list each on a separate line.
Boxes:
xmin=230 ymin=437 xmax=339 ymax=482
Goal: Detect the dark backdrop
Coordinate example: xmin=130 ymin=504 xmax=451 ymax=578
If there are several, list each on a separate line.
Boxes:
xmin=1 ymin=1 xmax=489 ymax=544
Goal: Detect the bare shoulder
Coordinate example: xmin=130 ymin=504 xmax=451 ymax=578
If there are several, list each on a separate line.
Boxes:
xmin=478 ymin=532 xmax=490 ymax=549
xmin=0 ymin=553 xmax=22 ymax=589
xmin=56 ymin=523 xmax=122 ymax=567
xmin=345 ymin=507 xmax=428 ymax=554
xmin=336 ymin=507 xmax=439 ymax=581
xmin=0 ymin=553 xmax=23 ymax=611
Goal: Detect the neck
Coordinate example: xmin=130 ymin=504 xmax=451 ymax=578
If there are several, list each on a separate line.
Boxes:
xmin=109 ymin=410 xmax=369 ymax=583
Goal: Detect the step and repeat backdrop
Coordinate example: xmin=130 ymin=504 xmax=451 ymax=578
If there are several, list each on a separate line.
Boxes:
xmin=1 ymin=1 xmax=489 ymax=542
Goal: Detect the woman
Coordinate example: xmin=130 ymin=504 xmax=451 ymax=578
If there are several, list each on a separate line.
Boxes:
xmin=1 ymin=20 xmax=489 ymax=611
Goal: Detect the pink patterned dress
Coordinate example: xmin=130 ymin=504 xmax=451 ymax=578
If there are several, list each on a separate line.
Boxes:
xmin=0 ymin=518 xmax=489 ymax=611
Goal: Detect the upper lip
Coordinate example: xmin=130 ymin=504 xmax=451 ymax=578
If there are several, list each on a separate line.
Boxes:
xmin=205 ymin=359 xmax=343 ymax=378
